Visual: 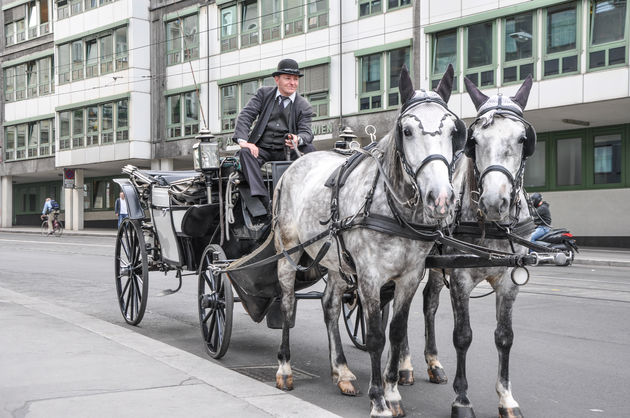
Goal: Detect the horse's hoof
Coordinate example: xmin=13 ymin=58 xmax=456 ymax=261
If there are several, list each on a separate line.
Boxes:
xmin=386 ymin=400 xmax=406 ymax=417
xmin=275 ymin=374 xmax=293 ymax=391
xmin=337 ymin=379 xmax=359 ymax=396
xmin=428 ymin=366 xmax=448 ymax=384
xmin=451 ymin=405 xmax=476 ymax=418
xmin=499 ymin=407 xmax=523 ymax=418
xmin=398 ymin=369 xmax=415 ymax=385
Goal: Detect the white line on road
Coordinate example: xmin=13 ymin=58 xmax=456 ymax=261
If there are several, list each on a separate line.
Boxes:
xmin=0 ymin=238 xmax=112 ymax=248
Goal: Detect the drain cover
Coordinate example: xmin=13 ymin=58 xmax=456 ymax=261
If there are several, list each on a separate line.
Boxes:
xmin=230 ymin=365 xmax=318 ymax=383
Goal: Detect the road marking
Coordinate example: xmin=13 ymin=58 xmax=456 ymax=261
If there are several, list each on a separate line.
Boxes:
xmin=0 ymin=238 xmax=112 ymax=248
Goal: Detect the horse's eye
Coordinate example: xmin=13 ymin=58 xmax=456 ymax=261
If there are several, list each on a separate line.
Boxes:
xmin=403 ymin=127 xmax=412 ymax=136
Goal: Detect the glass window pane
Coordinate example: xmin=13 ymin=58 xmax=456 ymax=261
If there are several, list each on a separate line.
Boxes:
xmin=242 ymin=1 xmax=259 ymax=33
xmin=60 ymin=111 xmax=70 ymax=137
xmin=389 ymin=47 xmax=409 ymax=89
xmin=241 ymin=80 xmax=258 ymax=107
xmin=591 ymin=0 xmax=627 ymax=45
xmin=221 ymin=6 xmax=237 ymax=38
xmin=73 ymin=110 xmax=84 ymax=135
xmin=100 ymin=34 xmax=113 ymax=74
xmin=102 ymin=103 xmax=113 ymax=130
xmin=262 ymin=0 xmax=281 ymax=25
xmin=183 ymin=15 xmax=198 ymax=60
xmin=117 ymin=100 xmax=128 ymax=128
xmin=433 ymin=30 xmax=457 ymax=74
xmin=167 ymin=20 xmax=181 ymax=53
xmin=362 ymin=53 xmax=381 ymax=93
xmin=184 ymin=91 xmax=198 ymax=123
xmin=556 ymin=137 xmax=582 ymax=186
xmin=467 ymin=21 xmax=493 ymax=68
xmin=593 ymin=134 xmax=622 ymax=184
xmin=115 ymin=27 xmax=128 ymax=69
xmin=524 ymin=140 xmax=546 ymax=187
xmin=168 ymin=95 xmax=181 ymax=125
xmin=547 ymin=4 xmax=577 ymax=53
xmin=505 ymin=13 xmax=533 ymax=61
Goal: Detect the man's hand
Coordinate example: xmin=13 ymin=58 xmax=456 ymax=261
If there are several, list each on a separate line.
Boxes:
xmin=284 ymin=134 xmax=298 ymax=149
xmin=40 ymin=215 xmax=45 ymax=220
xmin=240 ymin=141 xmax=259 ymax=158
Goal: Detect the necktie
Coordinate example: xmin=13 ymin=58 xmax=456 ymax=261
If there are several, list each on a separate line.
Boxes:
xmin=279 ymin=96 xmax=289 ymax=108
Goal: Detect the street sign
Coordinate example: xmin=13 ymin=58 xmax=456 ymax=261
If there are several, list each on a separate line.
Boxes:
xmin=63 ymin=168 xmax=75 ymax=189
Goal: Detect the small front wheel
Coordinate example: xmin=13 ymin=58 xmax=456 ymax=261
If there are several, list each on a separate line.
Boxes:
xmin=342 ymin=287 xmax=390 ymax=351
xmin=198 ymin=244 xmax=233 ymax=359
xmin=41 ymin=220 xmax=48 ymax=236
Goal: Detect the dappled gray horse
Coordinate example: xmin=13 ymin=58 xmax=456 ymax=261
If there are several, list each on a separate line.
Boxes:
xmin=273 ymin=65 xmax=464 ymax=417
xmin=422 ymin=76 xmax=537 ymax=418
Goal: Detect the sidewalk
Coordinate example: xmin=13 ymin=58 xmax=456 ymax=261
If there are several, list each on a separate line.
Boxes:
xmin=2 ymin=226 xmax=629 ymax=267
xmin=0 ymin=286 xmax=340 ymax=418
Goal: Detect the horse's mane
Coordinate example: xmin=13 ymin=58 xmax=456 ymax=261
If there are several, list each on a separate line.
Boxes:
xmin=376 ymin=127 xmax=410 ymax=198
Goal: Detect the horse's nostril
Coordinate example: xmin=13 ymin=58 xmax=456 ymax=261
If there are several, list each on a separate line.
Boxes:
xmin=427 ymin=190 xmax=436 ymax=205
xmin=501 ymin=197 xmax=509 ymax=212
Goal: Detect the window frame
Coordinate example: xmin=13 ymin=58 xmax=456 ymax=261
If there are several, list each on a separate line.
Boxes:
xmin=261 ymin=0 xmax=282 ymax=43
xmin=220 ymin=5 xmax=238 ymax=52
xmin=240 ymin=0 xmax=260 ymax=48
xmin=358 ymin=52 xmax=384 ymax=112
xmin=587 ymin=0 xmax=629 ymax=71
xmin=307 ymin=0 xmax=328 ymax=31
xmin=464 ymin=20 xmax=497 ymax=88
xmin=284 ymin=0 xmax=305 ymax=37
xmin=387 ymin=0 xmax=411 ymax=12
xmin=166 ymin=90 xmax=199 ymax=140
xmin=430 ymin=29 xmax=459 ymax=91
xmin=542 ymin=1 xmax=582 ymax=79
xmin=502 ymin=11 xmax=537 ymax=85
xmin=116 ymin=99 xmax=129 ymax=141
xmin=359 ymin=0 xmax=383 ymax=18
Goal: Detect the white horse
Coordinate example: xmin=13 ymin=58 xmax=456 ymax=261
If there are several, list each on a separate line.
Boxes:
xmin=423 ymin=75 xmax=537 ymax=418
xmin=273 ymin=65 xmax=465 ymax=417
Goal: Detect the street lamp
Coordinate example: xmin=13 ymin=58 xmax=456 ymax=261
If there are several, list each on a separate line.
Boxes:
xmin=193 ymin=128 xmax=220 ymax=172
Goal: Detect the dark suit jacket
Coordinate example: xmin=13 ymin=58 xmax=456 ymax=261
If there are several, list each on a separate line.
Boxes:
xmin=232 ymin=86 xmax=314 ymax=146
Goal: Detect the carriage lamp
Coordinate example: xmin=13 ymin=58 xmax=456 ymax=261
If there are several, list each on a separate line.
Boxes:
xmin=336 ymin=126 xmax=360 ymax=150
xmin=193 ymin=129 xmax=220 ymax=172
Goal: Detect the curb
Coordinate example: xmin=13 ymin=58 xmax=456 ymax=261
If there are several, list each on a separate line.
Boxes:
xmin=0 ymin=228 xmax=116 ymax=238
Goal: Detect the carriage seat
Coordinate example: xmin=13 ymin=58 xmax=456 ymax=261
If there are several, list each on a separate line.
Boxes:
xmin=138 ymin=170 xmax=199 ymax=186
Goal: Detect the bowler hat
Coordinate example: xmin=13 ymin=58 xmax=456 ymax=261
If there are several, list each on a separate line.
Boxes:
xmin=272 ymin=58 xmax=303 ymax=77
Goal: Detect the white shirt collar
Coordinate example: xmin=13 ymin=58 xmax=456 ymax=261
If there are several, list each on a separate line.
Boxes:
xmin=275 ymin=90 xmax=296 ymax=103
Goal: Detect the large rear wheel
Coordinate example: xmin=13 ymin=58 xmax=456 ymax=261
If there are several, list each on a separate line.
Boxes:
xmin=198 ymin=244 xmax=233 ymax=359
xmin=114 ymin=218 xmax=149 ymax=325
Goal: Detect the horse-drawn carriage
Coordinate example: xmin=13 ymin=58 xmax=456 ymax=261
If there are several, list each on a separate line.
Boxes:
xmin=113 ymin=68 xmax=577 ymax=417
xmin=113 ymin=129 xmax=380 ymax=358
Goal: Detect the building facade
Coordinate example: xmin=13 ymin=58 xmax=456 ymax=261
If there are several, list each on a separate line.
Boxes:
xmin=1 ymin=0 xmax=629 ymax=246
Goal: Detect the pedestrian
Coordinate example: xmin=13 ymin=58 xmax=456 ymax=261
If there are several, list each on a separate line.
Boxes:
xmin=114 ymin=192 xmax=128 ymax=228
xmin=232 ymin=58 xmax=316 ymax=213
xmin=41 ymin=197 xmax=60 ymax=235
xmin=530 ymin=192 xmax=552 ymax=244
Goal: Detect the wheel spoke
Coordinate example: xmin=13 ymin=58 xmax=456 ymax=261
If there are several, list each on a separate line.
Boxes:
xmin=202 ymin=309 xmax=212 ymax=324
xmin=207 ymin=312 xmax=217 ymax=344
xmin=345 ymin=304 xmax=357 ymax=321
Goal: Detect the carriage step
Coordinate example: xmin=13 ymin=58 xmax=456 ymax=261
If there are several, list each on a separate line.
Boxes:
xmin=294 ymin=290 xmax=323 ymax=299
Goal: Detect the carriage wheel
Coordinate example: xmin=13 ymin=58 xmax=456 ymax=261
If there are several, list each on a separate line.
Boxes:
xmin=198 ymin=244 xmax=233 ymax=359
xmin=114 ymin=218 xmax=149 ymax=326
xmin=342 ymin=287 xmax=391 ymax=351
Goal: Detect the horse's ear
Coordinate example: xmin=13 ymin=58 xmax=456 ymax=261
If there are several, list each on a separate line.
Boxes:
xmin=434 ymin=63 xmax=455 ymax=103
xmin=510 ymin=74 xmax=533 ymax=110
xmin=399 ymin=65 xmax=415 ymax=104
xmin=464 ymin=76 xmax=489 ymax=111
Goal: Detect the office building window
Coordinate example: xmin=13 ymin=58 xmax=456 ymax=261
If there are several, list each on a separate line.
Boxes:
xmin=359 ymin=47 xmax=410 ymax=111
xmin=166 ymin=14 xmax=198 ymax=64
xmin=167 ymin=91 xmax=199 ymax=139
xmin=589 ymin=0 xmax=627 ymax=69
xmin=5 ymin=67 xmax=15 ymax=102
xmin=503 ymin=12 xmax=535 ymax=83
xmin=59 ymin=111 xmax=71 ymax=150
xmin=302 ymin=64 xmax=329 ymax=117
xmin=100 ymin=34 xmax=113 ymax=74
xmin=466 ymin=21 xmax=495 ymax=87
xmin=115 ymin=27 xmax=129 ymax=70
xmin=307 ymin=0 xmax=328 ymax=30
xmin=86 ymin=39 xmax=98 ymax=77
xmin=117 ymin=99 xmax=129 ymax=141
xmin=284 ymin=0 xmax=304 ymax=36
xmin=221 ymin=85 xmax=238 ymax=131
xmin=72 ymin=40 xmax=84 ymax=80
xmin=359 ymin=0 xmax=382 ymax=17
xmin=15 ymin=64 xmax=26 ymax=100
xmin=73 ymin=109 xmax=85 ymax=148
xmin=4 ymin=119 xmax=56 ymax=161
xmin=556 ymin=137 xmax=582 ymax=186
xmin=593 ymin=133 xmax=622 ymax=184
xmin=524 ymin=139 xmax=546 ymax=188
xmin=86 ymin=106 xmax=99 ymax=146
xmin=544 ymin=2 xmax=579 ymax=76
xmin=431 ymin=30 xmax=457 ymax=89
xmin=241 ymin=1 xmax=259 ymax=48
xmin=360 ymin=53 xmax=382 ymax=110
xmin=58 ymin=0 xmax=70 ymax=19
xmin=4 ymin=128 xmax=16 ymax=161
xmin=28 ymin=123 xmax=39 ymax=157
xmin=27 ymin=62 xmax=38 ymax=97
xmin=221 ymin=6 xmax=238 ymax=51
xmin=262 ymin=0 xmax=282 ymax=42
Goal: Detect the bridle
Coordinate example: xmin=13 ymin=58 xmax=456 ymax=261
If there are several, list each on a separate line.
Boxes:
xmin=467 ymin=105 xmax=535 ymax=224
xmin=393 ymin=95 xmax=465 ymax=208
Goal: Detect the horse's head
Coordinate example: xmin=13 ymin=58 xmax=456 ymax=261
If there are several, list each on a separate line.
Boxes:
xmin=464 ymin=75 xmax=536 ymax=221
xmin=393 ymin=64 xmax=465 ymax=220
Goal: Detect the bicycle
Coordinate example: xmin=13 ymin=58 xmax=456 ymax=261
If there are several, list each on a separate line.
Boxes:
xmin=41 ymin=213 xmax=64 ymax=237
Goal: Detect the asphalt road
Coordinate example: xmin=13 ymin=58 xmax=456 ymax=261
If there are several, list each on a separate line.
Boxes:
xmin=1 ymin=232 xmax=629 ymax=417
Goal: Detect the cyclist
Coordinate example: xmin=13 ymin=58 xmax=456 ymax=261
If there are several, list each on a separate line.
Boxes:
xmin=41 ymin=197 xmax=60 ymax=235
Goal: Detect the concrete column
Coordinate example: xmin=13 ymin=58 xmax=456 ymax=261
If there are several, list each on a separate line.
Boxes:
xmin=72 ymin=169 xmax=84 ymax=230
xmin=150 ymin=159 xmax=161 ymax=170
xmin=1 ymin=176 xmax=13 ymax=228
xmin=160 ymin=158 xmax=174 ymax=171
xmin=64 ymin=186 xmax=74 ymax=230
